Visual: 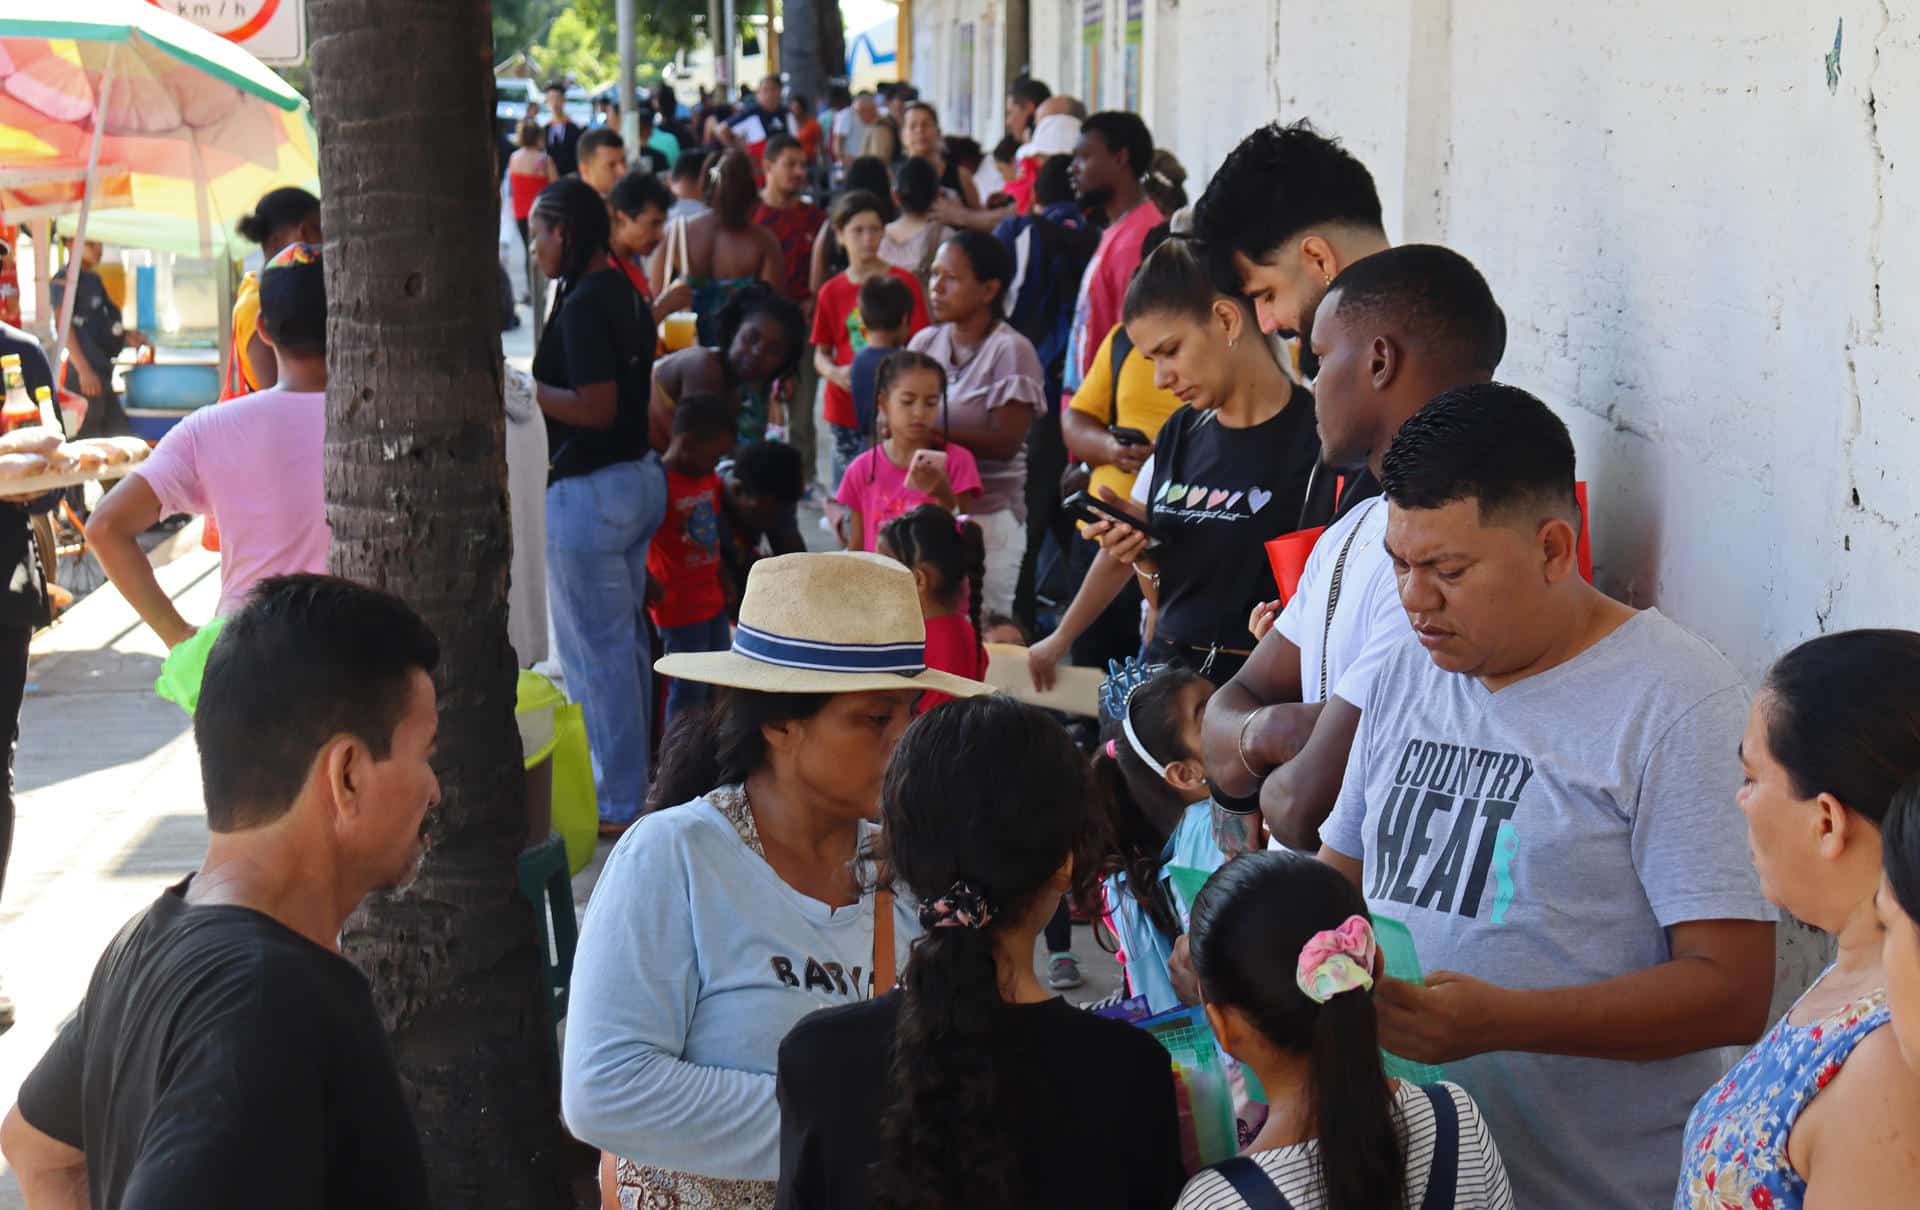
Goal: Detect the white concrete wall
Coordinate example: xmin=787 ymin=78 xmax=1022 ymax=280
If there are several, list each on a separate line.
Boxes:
xmin=905 ymin=0 xmax=1006 ymax=144
xmin=1002 ymin=0 xmax=1920 ymax=1004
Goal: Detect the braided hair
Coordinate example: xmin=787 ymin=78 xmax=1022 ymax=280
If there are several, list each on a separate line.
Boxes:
xmin=877 ymin=504 xmax=985 ymax=659
xmin=870 ymin=696 xmax=1104 ymax=1210
xmin=530 ymin=178 xmax=612 ymax=297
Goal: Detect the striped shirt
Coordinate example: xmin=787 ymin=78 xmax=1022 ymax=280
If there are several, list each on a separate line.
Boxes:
xmin=1174 ymin=1082 xmax=1514 ymax=1210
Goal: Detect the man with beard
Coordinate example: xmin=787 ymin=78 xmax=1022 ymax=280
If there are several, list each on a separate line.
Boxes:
xmin=2 ymin=576 xmax=441 ymax=1209
xmin=1063 ymin=111 xmax=1160 ymax=395
xmin=1190 ymin=119 xmax=1391 ymax=378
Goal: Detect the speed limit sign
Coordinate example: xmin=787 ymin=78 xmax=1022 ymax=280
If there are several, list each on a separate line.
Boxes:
xmin=149 ymin=0 xmax=307 ymax=66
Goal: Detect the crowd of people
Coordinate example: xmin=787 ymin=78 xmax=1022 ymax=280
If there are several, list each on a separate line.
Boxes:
xmin=4 ymin=62 xmax=1920 ymax=1210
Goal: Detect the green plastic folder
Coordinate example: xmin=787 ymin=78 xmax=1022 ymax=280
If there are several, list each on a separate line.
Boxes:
xmin=1373 ymin=915 xmax=1449 ymax=1085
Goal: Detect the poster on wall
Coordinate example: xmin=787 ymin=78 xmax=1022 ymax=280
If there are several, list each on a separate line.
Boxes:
xmin=1122 ymin=0 xmax=1143 ymax=112
xmin=956 ymin=23 xmax=976 ymax=136
xmin=1081 ymin=0 xmax=1105 ymax=111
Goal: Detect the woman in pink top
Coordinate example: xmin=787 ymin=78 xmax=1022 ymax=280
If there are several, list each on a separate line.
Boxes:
xmin=86 ymin=246 xmax=330 ymax=647
xmin=876 ymin=504 xmax=987 ymax=713
xmin=833 ymin=351 xmax=981 ymax=552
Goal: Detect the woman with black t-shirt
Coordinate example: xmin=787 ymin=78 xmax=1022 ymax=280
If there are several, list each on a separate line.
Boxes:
xmin=529 ymin=178 xmax=666 ymax=836
xmin=1030 ymin=238 xmax=1329 ymax=688
xmin=775 ymin=694 xmax=1186 ymax=1210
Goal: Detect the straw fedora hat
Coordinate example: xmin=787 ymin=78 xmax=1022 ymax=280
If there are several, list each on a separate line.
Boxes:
xmin=655 ymin=551 xmax=994 ymax=698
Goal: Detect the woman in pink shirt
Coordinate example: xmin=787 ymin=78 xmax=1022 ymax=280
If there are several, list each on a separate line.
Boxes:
xmin=87 ymin=245 xmax=330 ymax=647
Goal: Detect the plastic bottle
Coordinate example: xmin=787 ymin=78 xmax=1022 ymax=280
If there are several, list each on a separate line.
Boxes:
xmin=0 ymin=355 xmax=36 ymax=433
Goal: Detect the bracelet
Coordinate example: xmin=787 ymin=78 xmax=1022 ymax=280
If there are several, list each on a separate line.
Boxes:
xmin=1134 ymin=565 xmax=1161 ymax=587
xmin=1236 ymin=710 xmax=1263 ymax=780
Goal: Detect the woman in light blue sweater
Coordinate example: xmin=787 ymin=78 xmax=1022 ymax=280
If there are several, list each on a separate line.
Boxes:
xmin=561 ymin=551 xmax=990 ymax=1208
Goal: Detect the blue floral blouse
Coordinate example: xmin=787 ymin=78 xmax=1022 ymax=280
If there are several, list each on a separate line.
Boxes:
xmin=1675 ymin=970 xmax=1889 ymax=1210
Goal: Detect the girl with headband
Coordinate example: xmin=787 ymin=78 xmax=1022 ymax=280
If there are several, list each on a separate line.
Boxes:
xmin=1178 ymin=852 xmax=1513 ymax=1209
xmin=775 ymin=694 xmax=1187 ymax=1210
xmin=1091 ymin=659 xmax=1224 ymax=1012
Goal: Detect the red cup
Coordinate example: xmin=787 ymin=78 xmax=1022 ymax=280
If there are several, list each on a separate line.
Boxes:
xmin=1264 ymin=525 xmax=1326 ymax=606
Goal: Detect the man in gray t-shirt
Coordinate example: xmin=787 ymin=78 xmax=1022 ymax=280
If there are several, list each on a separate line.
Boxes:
xmin=1318 ymin=384 xmax=1776 ymax=1210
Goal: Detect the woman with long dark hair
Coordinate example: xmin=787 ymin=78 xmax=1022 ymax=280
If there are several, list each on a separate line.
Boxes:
xmin=907 ymin=230 xmax=1047 ymax=617
xmin=528 ymin=177 xmax=665 ymax=834
xmin=1676 ymin=629 xmax=1920 ymax=1209
xmin=775 ymin=694 xmax=1186 ymax=1210
xmin=1030 ymin=237 xmax=1330 ymax=690
xmin=646 ymin=148 xmax=784 ymax=347
xmin=564 ymin=551 xmax=988 ymax=1209
xmin=1179 ymin=852 xmax=1512 ymax=1208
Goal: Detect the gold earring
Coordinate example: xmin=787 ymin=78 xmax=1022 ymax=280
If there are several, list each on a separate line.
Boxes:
xmin=1323 ymin=271 xmax=1333 ymax=286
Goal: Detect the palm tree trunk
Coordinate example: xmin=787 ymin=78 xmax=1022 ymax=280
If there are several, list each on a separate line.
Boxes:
xmin=309 ymin=1 xmax=571 ymax=1206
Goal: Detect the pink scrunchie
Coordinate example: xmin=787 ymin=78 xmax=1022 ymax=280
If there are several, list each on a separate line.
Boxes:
xmin=1296 ymin=914 xmax=1377 ymax=1004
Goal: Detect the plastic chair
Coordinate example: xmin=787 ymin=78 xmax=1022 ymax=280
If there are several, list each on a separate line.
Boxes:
xmin=518 ymin=833 xmax=578 ymax=1044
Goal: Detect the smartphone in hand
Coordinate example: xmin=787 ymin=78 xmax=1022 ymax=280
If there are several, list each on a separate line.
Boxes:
xmin=1108 ymin=425 xmax=1152 ymax=447
xmin=1063 ymin=490 xmax=1163 ymax=551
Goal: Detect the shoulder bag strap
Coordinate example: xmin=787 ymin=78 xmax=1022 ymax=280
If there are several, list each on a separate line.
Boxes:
xmin=871 ymin=887 xmax=896 ymax=995
xmin=663 ymin=216 xmax=690 ymax=288
xmin=1417 ymin=1084 xmax=1461 ymax=1210
xmin=1107 ymin=325 xmax=1133 ymax=427
xmin=1318 ymin=499 xmax=1377 ymax=701
xmin=1207 ymin=1156 xmax=1294 ymax=1210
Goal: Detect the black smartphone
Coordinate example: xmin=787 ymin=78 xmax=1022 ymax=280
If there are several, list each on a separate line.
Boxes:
xmin=1063 ymin=490 xmax=1163 ymax=551
xmin=1108 ymin=425 xmax=1152 ymax=447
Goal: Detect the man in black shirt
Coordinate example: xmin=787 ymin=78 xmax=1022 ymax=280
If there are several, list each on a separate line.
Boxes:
xmin=1 ymin=575 xmax=442 ymax=1209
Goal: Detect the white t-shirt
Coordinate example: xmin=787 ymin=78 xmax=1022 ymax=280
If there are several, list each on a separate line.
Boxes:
xmin=1175 ymin=1082 xmax=1514 ymax=1209
xmin=1274 ymin=496 xmax=1404 ymax=709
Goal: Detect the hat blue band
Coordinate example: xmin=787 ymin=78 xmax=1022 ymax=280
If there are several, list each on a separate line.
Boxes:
xmin=731 ymin=624 xmax=927 ymax=675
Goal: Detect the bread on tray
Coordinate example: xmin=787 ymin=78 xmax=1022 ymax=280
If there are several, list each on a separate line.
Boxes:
xmin=0 ymin=427 xmax=63 ymax=457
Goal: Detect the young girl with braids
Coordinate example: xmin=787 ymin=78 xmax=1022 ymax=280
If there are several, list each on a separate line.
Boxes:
xmin=774 ymin=695 xmax=1187 ymax=1210
xmin=1176 ymin=853 xmax=1513 ymax=1209
xmin=833 ymin=351 xmax=982 ymax=552
xmin=876 ymin=505 xmax=986 ymax=711
xmin=1092 ymin=661 xmax=1227 ymax=1014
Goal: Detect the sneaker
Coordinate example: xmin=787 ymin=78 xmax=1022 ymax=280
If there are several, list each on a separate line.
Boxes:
xmin=1046 ymin=952 xmax=1083 ymax=991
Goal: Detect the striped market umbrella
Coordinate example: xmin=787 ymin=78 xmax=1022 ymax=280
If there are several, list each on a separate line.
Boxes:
xmin=0 ymin=0 xmax=318 ymax=366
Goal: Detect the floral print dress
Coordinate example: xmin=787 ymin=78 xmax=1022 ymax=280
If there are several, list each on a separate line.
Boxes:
xmin=1675 ymin=969 xmax=1889 ymax=1210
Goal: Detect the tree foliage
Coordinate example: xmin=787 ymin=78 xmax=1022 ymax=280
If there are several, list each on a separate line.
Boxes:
xmin=493 ymin=0 xmax=559 ymax=63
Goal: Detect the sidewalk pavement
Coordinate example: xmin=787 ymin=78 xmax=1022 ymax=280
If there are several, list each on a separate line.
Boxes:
xmin=0 ymin=518 xmax=1122 ymax=1204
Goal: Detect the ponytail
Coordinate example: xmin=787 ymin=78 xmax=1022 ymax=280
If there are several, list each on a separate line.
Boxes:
xmin=871 ymin=697 xmax=1102 ymax=1210
xmin=1308 ymin=984 xmax=1400 ymax=1210
xmin=1189 ymin=853 xmax=1405 ymax=1210
xmin=877 ymin=505 xmax=980 ymax=636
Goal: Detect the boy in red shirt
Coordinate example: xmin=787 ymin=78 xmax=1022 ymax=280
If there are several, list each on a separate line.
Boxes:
xmin=647 ymin=393 xmax=738 ymax=722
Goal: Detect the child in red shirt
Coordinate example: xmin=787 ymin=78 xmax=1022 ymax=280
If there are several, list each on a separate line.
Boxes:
xmin=876 ymin=503 xmax=987 ymax=713
xmin=648 ymin=394 xmax=738 ymax=723
xmin=810 ymin=190 xmax=929 ymax=484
